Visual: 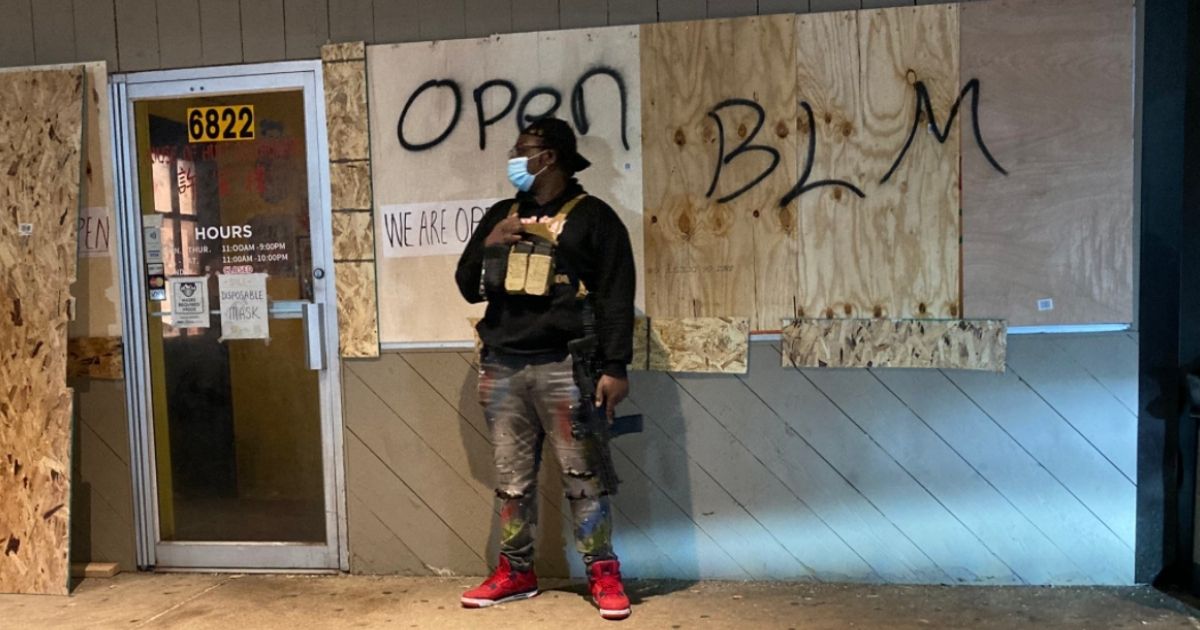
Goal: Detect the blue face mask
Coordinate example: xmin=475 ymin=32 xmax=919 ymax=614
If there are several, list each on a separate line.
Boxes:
xmin=507 ymin=152 xmax=547 ymax=192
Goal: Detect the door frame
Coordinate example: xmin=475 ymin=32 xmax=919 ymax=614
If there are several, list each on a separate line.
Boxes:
xmin=110 ymin=60 xmax=348 ymax=571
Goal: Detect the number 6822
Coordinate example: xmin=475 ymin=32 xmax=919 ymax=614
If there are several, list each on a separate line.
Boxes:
xmin=187 ymin=105 xmax=255 ymax=143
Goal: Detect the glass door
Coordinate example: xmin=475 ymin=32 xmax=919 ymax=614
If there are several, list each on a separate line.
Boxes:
xmin=113 ymin=63 xmax=344 ymax=570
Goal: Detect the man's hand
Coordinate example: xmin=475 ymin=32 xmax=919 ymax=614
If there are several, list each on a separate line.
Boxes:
xmin=484 ymin=215 xmax=523 ymax=247
xmin=594 ymin=374 xmax=629 ymax=423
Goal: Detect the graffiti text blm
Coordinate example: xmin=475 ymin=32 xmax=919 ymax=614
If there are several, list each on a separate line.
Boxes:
xmin=706 ymin=79 xmax=1006 ymax=207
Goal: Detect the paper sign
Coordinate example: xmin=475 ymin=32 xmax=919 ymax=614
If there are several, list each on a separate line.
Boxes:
xmin=169 ymin=276 xmax=210 ymax=328
xmin=143 ymin=214 xmax=164 ymax=264
xmin=218 ymin=273 xmax=269 ymax=340
xmin=77 ymin=206 xmax=112 ymax=258
xmin=379 ymin=198 xmax=501 ymax=258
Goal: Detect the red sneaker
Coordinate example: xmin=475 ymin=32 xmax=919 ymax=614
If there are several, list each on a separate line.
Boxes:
xmin=588 ymin=559 xmax=631 ymax=620
xmin=460 ymin=556 xmax=538 ymax=608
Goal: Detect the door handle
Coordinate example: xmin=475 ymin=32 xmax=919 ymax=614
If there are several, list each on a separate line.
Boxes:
xmin=301 ymin=302 xmax=326 ymax=371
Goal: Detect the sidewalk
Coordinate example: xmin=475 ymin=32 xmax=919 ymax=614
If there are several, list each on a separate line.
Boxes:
xmin=4 ymin=572 xmax=1199 ymax=629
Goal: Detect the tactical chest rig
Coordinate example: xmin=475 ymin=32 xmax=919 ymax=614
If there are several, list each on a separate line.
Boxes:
xmin=502 ymin=194 xmax=588 ymax=298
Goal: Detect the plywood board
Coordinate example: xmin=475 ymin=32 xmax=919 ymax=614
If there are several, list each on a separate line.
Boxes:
xmin=368 ymin=26 xmax=644 ymax=343
xmin=960 ymin=0 xmax=1134 ymax=325
xmin=335 ymin=261 xmax=380 ymax=357
xmin=641 ymin=15 xmax=799 ymax=331
xmin=781 ymin=318 xmax=1006 ymax=371
xmin=647 ymin=317 xmax=750 ymax=373
xmin=794 ymin=11 xmax=872 ymax=320
xmin=67 ymin=336 xmax=125 ymax=380
xmin=795 ymin=6 xmax=961 ymax=322
xmin=0 ymin=66 xmax=85 ymax=595
xmin=73 ymin=62 xmax=121 ymax=339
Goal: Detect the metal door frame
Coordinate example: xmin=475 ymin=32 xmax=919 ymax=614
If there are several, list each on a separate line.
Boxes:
xmin=110 ymin=60 xmax=348 ymax=571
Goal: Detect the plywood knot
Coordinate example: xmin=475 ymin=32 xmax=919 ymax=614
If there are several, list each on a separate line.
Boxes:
xmin=4 ymin=536 xmax=19 ymax=556
xmin=650 ymin=215 xmax=658 ymax=224
xmin=919 ymin=303 xmax=927 ymax=314
xmin=775 ymin=121 xmax=789 ymax=138
xmin=10 ymin=298 xmax=22 ymax=326
xmin=843 ymin=304 xmax=853 ymax=316
xmin=949 ymin=304 xmax=959 ymax=317
xmin=905 ymin=69 xmax=918 ymax=85
xmin=737 ymin=123 xmax=748 ymax=139
xmin=841 ymin=122 xmax=853 ymax=137
xmin=673 ymin=128 xmax=686 ymax=146
xmin=824 ymin=308 xmax=834 ymax=318
xmin=777 ymin=207 xmax=793 ymax=232
xmin=676 ymin=211 xmax=692 ymax=238
xmin=832 ymin=188 xmax=843 ymax=201
xmin=873 ymin=305 xmax=884 ymax=318
xmin=753 ymin=210 xmax=760 ymax=218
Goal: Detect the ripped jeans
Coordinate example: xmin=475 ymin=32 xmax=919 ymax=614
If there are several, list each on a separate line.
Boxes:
xmin=478 ymin=351 xmax=617 ymax=572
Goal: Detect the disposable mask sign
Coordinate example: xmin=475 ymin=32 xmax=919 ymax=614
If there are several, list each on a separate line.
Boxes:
xmin=218 ymin=273 xmax=269 ymax=340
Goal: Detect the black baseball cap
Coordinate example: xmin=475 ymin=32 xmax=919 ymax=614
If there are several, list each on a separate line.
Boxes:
xmin=522 ymin=117 xmax=592 ymax=173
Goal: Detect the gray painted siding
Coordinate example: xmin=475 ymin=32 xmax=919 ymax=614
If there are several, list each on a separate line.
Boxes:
xmin=0 ymin=0 xmax=989 ymax=71
xmin=344 ymin=334 xmax=1137 ymax=584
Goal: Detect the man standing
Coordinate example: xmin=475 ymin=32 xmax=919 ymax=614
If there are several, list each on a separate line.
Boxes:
xmin=454 ymin=117 xmax=636 ymax=620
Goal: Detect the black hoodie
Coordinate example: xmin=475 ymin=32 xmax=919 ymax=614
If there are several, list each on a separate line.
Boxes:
xmin=454 ymin=180 xmax=635 ymax=378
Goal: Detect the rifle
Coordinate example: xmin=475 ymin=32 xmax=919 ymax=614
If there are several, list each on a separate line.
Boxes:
xmin=567 ymin=333 xmax=639 ymax=493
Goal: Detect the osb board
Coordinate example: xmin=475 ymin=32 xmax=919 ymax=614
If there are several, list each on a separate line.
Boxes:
xmin=368 ymin=26 xmax=644 ymax=343
xmin=324 ymin=43 xmax=380 ymax=358
xmin=323 ymin=52 xmax=369 ymax=162
xmin=960 ymin=0 xmax=1133 ymax=325
xmin=794 ymin=6 xmax=961 ymax=323
xmin=332 ymin=211 xmax=375 ymax=261
xmin=331 ymin=161 xmax=372 ymax=210
xmin=335 ymin=261 xmax=380 ymax=358
xmin=781 ymin=319 xmax=1006 ymax=371
xmin=641 ymin=15 xmax=799 ymax=331
xmin=322 ymin=41 xmax=366 ymax=63
xmin=647 ymin=317 xmax=750 ymax=374
xmin=0 ymin=66 xmax=85 ymax=595
xmin=67 ymin=336 xmax=124 ymax=380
